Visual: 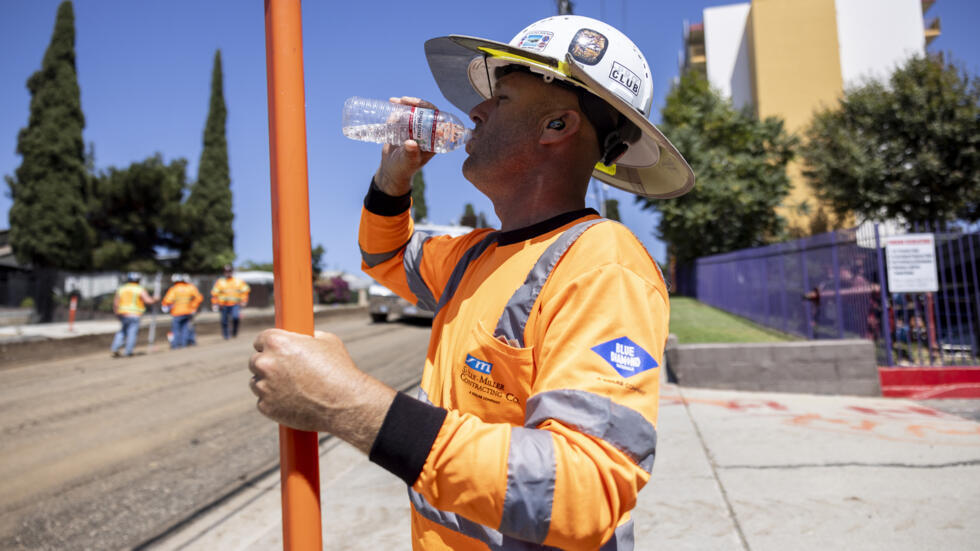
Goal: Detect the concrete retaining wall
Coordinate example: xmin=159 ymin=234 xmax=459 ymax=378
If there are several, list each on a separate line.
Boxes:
xmin=0 ymin=305 xmax=367 ymax=369
xmin=664 ymin=337 xmax=881 ymax=396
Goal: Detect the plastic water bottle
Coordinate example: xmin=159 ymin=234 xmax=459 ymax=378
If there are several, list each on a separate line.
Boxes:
xmin=342 ymin=97 xmax=472 ymax=153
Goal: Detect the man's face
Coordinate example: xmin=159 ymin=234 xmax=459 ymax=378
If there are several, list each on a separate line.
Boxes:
xmin=462 ymin=71 xmax=573 ymax=192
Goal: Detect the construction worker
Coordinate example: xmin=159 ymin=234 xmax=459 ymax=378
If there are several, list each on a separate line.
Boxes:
xmin=249 ymin=15 xmax=692 ymax=550
xmin=161 ymin=273 xmax=203 ymax=349
xmin=110 ymin=272 xmax=155 ymax=358
xmin=210 ymin=264 xmax=250 ymax=339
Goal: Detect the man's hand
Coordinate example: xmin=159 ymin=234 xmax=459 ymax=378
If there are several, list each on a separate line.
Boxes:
xmin=373 ymin=96 xmax=438 ymax=196
xmin=249 ymin=329 xmax=397 ymax=454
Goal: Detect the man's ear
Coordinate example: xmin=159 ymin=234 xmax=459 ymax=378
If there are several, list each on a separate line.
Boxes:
xmin=540 ymin=110 xmax=581 ymax=145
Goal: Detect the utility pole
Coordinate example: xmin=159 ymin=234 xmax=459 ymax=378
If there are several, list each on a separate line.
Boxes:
xmin=557 ymin=0 xmax=573 ymax=15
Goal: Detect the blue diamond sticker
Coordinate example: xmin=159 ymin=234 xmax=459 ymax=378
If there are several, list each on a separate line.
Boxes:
xmin=591 ymin=337 xmax=658 ymax=378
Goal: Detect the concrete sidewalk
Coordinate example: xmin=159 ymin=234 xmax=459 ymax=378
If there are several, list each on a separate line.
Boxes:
xmin=148 ymin=384 xmax=980 ymax=551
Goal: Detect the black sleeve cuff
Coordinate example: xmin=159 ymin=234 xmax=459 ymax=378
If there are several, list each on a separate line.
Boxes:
xmin=364 ymin=178 xmax=412 ymax=216
xmin=369 ymin=391 xmax=448 ymax=486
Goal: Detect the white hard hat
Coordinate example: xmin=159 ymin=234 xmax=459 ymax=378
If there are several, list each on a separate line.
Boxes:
xmin=424 ymin=15 xmax=694 ymax=199
xmin=171 ymin=273 xmax=186 ymax=282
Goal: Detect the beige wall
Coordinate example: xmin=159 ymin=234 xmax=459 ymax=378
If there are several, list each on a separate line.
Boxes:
xmin=749 ymin=0 xmax=844 ymax=233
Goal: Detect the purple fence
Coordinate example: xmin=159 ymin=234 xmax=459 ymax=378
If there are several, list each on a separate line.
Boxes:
xmin=689 ymin=222 xmax=980 ymax=367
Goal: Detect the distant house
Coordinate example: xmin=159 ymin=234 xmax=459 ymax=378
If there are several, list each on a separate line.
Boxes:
xmin=0 ymin=229 xmax=33 ymax=308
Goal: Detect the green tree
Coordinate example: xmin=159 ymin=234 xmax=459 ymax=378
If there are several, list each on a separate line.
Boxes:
xmin=182 ymin=50 xmax=234 ymax=272
xmin=311 ymin=244 xmax=325 ymax=281
xmin=637 ymin=70 xmax=796 ymax=263
xmin=604 ymin=198 xmax=621 ymax=222
xmin=6 ymin=1 xmax=92 ymax=271
xmin=89 ymin=155 xmax=188 ymax=271
xmin=460 ymin=203 xmax=478 ymax=228
xmin=802 ymin=55 xmax=980 ymax=226
xmin=477 ymin=212 xmax=489 ymax=228
xmin=411 ymin=170 xmax=428 ymax=222
xmin=239 ymin=260 xmax=274 ymax=272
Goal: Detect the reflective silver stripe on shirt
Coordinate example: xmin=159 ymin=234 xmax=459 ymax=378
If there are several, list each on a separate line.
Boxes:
xmin=359 ymin=246 xmax=403 ymax=268
xmin=433 ymin=231 xmax=499 ymax=315
xmin=494 ymin=219 xmax=606 ymax=347
xmin=500 ymin=427 xmax=556 ymax=544
xmin=403 ymin=231 xmax=438 ymax=310
xmin=408 ymin=488 xmax=563 ymax=550
xmin=525 ymin=389 xmax=657 ymax=473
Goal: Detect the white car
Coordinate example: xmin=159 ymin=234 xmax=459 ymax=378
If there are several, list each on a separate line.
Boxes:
xmin=367 ymin=223 xmax=472 ymax=323
xmin=368 ymin=281 xmax=433 ymax=323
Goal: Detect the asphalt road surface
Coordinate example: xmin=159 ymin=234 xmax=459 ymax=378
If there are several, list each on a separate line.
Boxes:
xmin=0 ymin=313 xmax=431 ymax=551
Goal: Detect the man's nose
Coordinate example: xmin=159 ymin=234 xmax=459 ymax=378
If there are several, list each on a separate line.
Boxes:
xmin=469 ymin=97 xmax=493 ymax=125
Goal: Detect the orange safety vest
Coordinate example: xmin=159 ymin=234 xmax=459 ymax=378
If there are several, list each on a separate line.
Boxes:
xmin=360 ymin=202 xmax=667 ymax=550
xmin=161 ymin=282 xmax=203 ymax=317
xmin=115 ymin=282 xmax=146 ymax=316
xmin=210 ymin=276 xmax=251 ymax=306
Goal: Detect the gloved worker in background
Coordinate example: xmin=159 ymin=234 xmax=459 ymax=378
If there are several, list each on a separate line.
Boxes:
xmin=210 ymin=264 xmax=251 ymax=339
xmin=249 ymin=15 xmax=693 ymax=550
xmin=110 ymin=272 xmax=155 ymax=358
xmin=161 ymin=273 xmax=203 ymax=349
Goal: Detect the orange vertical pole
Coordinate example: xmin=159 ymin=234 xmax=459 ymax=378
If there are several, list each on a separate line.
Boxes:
xmin=263 ymin=1 xmax=323 ymax=549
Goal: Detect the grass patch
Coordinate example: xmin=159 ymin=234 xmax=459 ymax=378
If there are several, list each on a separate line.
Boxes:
xmin=669 ymin=296 xmax=797 ymax=344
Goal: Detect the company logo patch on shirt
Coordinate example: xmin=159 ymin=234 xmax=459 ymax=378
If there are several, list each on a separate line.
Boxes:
xmin=591 ymin=337 xmax=658 ymax=378
xmin=465 ymin=354 xmax=493 ymax=374
xmin=517 ymin=30 xmax=553 ymax=52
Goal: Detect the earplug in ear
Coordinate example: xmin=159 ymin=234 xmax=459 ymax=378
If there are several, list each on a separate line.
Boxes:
xmin=547 ymin=119 xmax=566 ymax=130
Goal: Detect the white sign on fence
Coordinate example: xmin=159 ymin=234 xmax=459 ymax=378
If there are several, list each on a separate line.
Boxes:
xmin=884 ymin=233 xmax=939 ymax=293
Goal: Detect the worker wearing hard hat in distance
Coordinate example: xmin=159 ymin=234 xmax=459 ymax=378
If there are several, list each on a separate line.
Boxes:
xmin=249 ymin=15 xmax=693 ymax=550
xmin=111 ymin=272 xmax=155 ymax=358
xmin=161 ymin=273 xmax=203 ymax=349
xmin=211 ymin=264 xmax=251 ymax=339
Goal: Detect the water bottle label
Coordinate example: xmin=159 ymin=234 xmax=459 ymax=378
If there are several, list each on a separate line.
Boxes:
xmin=408 ymin=106 xmax=438 ymax=150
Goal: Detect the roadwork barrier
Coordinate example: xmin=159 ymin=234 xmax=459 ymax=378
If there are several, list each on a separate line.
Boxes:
xmin=664 ymin=336 xmax=881 ymax=396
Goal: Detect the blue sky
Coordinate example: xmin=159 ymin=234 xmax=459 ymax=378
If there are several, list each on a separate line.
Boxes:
xmin=2 ymin=0 xmax=977 ymax=274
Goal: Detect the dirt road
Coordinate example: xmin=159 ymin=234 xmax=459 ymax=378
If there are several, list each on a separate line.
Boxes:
xmin=0 ymin=313 xmax=431 ymax=550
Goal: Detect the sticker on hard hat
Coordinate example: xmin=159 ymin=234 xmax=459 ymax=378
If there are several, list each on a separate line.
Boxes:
xmin=408 ymin=106 xmax=439 ymax=150
xmin=609 ymin=61 xmax=640 ymax=96
xmin=517 ymin=31 xmax=553 ymax=52
xmin=568 ymin=28 xmax=608 ymax=66
xmin=591 ymin=336 xmax=658 ymax=378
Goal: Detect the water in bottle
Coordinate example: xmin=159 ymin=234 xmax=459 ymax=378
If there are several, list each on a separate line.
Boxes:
xmin=342 ymin=97 xmax=472 ymax=153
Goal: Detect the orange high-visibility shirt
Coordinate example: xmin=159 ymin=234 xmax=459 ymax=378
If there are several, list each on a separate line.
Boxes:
xmin=210 ymin=276 xmax=251 ymax=306
xmin=161 ymin=282 xmax=203 ymax=316
xmin=359 ymin=185 xmax=667 ymax=550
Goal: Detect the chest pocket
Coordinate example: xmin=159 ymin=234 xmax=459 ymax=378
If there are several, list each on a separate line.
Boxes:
xmin=436 ymin=218 xmax=606 ymax=425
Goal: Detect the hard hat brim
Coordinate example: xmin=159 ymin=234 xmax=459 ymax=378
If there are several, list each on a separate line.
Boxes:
xmin=424 ymin=35 xmax=694 ymax=199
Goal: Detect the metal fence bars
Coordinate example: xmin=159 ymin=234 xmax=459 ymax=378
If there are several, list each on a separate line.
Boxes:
xmin=689 ymin=222 xmax=979 ymax=367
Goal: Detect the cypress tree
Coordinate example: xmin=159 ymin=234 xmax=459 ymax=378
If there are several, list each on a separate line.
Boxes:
xmin=6 ymin=1 xmax=92 ymax=271
xmin=411 ymin=170 xmax=428 ymax=222
xmin=459 ymin=203 xmax=478 ymax=228
xmin=182 ymin=50 xmax=234 ymax=272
